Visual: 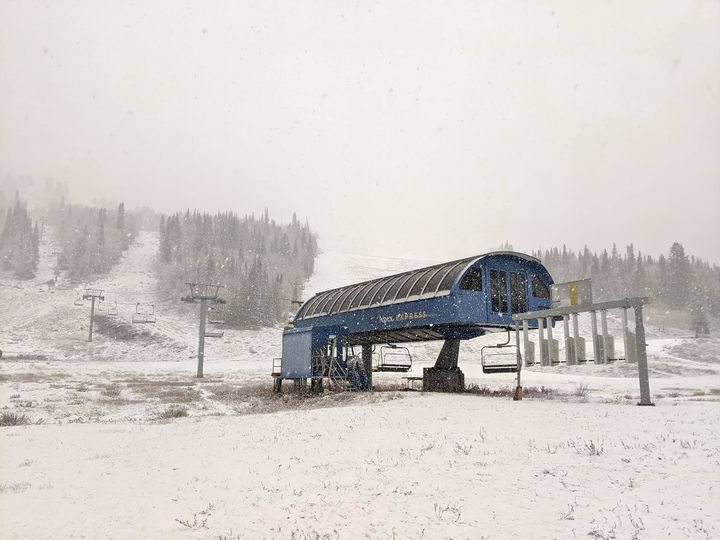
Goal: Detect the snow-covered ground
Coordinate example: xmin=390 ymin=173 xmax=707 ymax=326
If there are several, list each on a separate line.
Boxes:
xmin=1 ymin=233 xmax=719 ymax=539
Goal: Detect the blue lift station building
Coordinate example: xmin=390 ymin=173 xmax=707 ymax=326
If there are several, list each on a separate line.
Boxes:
xmin=274 ymin=251 xmax=554 ymax=392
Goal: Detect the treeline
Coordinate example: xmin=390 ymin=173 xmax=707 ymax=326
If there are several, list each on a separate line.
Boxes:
xmin=45 ymin=200 xmax=139 ymax=280
xmin=0 ymin=195 xmax=40 ymax=278
xmin=530 ymin=242 xmax=720 ymax=317
xmin=157 ymin=209 xmax=318 ymax=328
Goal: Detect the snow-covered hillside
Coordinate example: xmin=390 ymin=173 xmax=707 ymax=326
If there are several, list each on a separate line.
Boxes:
xmin=1 ymin=233 xmax=719 ymax=539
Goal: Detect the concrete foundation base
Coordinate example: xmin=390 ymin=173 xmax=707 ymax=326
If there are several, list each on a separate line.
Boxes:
xmin=423 ymin=367 xmax=465 ymax=393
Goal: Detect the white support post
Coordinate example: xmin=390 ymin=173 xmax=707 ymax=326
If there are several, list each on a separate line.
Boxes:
xmin=546 ymin=317 xmax=554 ymax=364
xmin=563 ymin=314 xmax=572 ymax=365
xmin=621 ymin=308 xmax=629 ymax=362
xmin=538 ymin=318 xmax=545 ymax=366
xmin=600 ymin=309 xmax=609 ymax=364
xmin=572 ymin=312 xmax=581 ymax=362
xmin=590 ymin=311 xmax=599 ymax=363
xmin=522 ymin=320 xmax=531 ymax=366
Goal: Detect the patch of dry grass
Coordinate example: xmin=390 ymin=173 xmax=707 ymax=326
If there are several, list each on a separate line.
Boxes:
xmin=93 ymin=315 xmax=155 ymax=341
xmin=0 ymin=372 xmax=67 ymax=384
xmin=1 ymin=411 xmax=43 ymax=426
xmin=101 ymin=385 xmax=122 ymax=398
xmin=157 ymin=405 xmax=189 ymax=419
xmin=465 ymin=384 xmax=560 ymax=398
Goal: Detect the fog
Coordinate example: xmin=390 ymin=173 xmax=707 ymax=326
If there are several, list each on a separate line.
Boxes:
xmin=1 ymin=0 xmax=718 ymax=262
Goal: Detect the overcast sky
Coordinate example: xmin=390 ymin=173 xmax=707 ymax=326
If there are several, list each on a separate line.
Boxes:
xmin=1 ymin=1 xmax=718 ymax=263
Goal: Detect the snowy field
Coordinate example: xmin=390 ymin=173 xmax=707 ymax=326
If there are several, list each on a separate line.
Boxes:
xmin=1 ymin=233 xmax=719 ymax=539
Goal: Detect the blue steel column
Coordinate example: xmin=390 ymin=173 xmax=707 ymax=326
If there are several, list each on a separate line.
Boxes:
xmin=362 ymin=344 xmax=373 ymax=389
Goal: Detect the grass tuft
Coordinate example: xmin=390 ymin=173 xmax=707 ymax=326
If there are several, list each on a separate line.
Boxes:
xmin=0 ymin=411 xmax=41 ymax=427
xmin=101 ymin=385 xmax=122 ymax=398
xmin=158 ymin=405 xmax=189 ymax=419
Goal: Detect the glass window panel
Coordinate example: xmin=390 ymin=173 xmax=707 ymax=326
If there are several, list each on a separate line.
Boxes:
xmin=303 ymin=295 xmax=327 ymax=317
xmin=322 ymin=287 xmax=347 ymax=313
xmin=383 ymin=273 xmax=413 ymax=302
xmin=437 ymin=262 xmax=466 ymax=291
xmin=317 ymin=288 xmax=346 ymax=315
xmin=329 ymin=287 xmax=356 ymax=314
xmin=460 ymin=267 xmax=484 ymax=291
xmin=499 ymin=272 xmax=508 ymax=312
xmin=532 ymin=275 xmax=550 ymax=299
xmin=308 ymin=292 xmax=334 ymax=316
xmin=510 ymin=272 xmax=527 ymax=313
xmin=350 ymin=282 xmax=377 ymax=309
xmin=490 ymin=270 xmax=508 ymax=313
xmin=339 ymin=285 xmax=364 ymax=312
xmin=369 ymin=276 xmax=398 ymax=305
xmin=408 ymin=268 xmax=438 ymax=297
xmin=422 ymin=265 xmax=449 ymax=294
xmin=395 ymin=271 xmax=422 ymax=300
xmin=359 ymin=280 xmax=386 ymax=307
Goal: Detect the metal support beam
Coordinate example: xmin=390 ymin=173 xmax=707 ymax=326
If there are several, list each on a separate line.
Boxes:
xmin=634 ymin=305 xmax=653 ymax=406
xmin=590 ymin=311 xmax=599 ymax=363
xmin=563 ymin=314 xmax=572 ymax=365
xmin=362 ymin=344 xmax=373 ymax=389
xmin=514 ymin=322 xmax=523 ymax=400
xmin=546 ymin=317 xmax=554 ymax=364
xmin=89 ymin=296 xmax=96 ymax=342
xmin=197 ymin=298 xmax=207 ymax=378
xmin=600 ymin=309 xmax=609 ymax=364
xmin=537 ymin=318 xmax=545 ymax=366
xmin=434 ymin=339 xmax=460 ymax=370
xmin=572 ymin=312 xmax=581 ymax=362
xmin=621 ymin=308 xmax=629 ymax=362
xmin=522 ymin=320 xmax=531 ymax=366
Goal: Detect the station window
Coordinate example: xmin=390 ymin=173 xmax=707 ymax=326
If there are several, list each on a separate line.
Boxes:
xmin=422 ymin=266 xmax=447 ymax=294
xmin=350 ymin=282 xmax=377 ymax=309
xmin=459 ymin=267 xmax=483 ymax=292
xmin=510 ymin=272 xmax=527 ymax=313
xmin=317 ymin=288 xmax=344 ymax=314
xmin=490 ymin=269 xmax=508 ymax=313
xmin=532 ymin=276 xmax=550 ymax=299
xmin=409 ymin=268 xmax=437 ymax=297
xmin=359 ymin=280 xmax=386 ymax=307
xmin=305 ymin=293 xmax=329 ymax=317
xmin=437 ymin=262 xmax=466 ymax=291
xmin=339 ymin=285 xmax=363 ymax=312
xmin=367 ymin=277 xmax=394 ymax=305
xmin=395 ymin=272 xmax=420 ymax=299
xmin=329 ymin=287 xmax=355 ymax=314
xmin=383 ymin=274 xmax=411 ymax=302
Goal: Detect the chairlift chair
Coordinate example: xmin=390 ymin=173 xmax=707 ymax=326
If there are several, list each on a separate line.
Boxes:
xmin=132 ymin=303 xmax=156 ymax=324
xmin=373 ymin=344 xmax=413 ymax=373
xmin=108 ymin=301 xmax=119 ymax=317
xmin=480 ymin=331 xmax=519 ymax=374
xmin=74 ymin=297 xmax=84 ymax=306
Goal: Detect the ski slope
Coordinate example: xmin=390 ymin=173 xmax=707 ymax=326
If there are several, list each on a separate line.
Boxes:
xmin=1 ymin=232 xmax=719 ymax=539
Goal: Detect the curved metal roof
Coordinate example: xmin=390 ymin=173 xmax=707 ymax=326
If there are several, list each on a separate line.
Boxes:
xmin=296 ymin=251 xmax=540 ymax=320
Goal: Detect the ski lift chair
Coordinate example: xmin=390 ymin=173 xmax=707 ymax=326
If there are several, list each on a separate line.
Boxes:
xmin=481 ymin=331 xmax=519 ymax=374
xmin=132 ymin=303 xmax=156 ymax=324
xmin=373 ymin=344 xmax=413 ymax=373
xmin=108 ymin=301 xmax=119 ymax=317
xmin=74 ymin=297 xmax=84 ymax=306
